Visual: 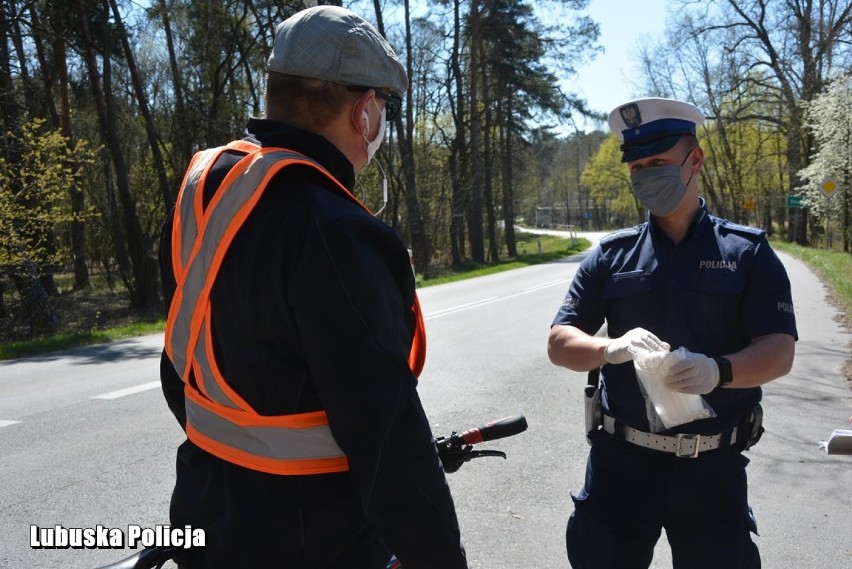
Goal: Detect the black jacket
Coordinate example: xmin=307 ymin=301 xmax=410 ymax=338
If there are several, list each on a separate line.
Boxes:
xmin=159 ymin=119 xmax=467 ymax=569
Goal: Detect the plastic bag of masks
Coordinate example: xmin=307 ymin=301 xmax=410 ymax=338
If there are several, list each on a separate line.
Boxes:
xmin=630 ymin=346 xmax=716 ymax=432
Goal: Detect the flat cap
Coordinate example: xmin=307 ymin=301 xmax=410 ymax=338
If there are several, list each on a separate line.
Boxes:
xmin=268 ymin=6 xmax=408 ymax=95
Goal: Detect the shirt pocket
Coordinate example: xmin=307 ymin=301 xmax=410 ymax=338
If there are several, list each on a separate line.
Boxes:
xmin=603 ymin=272 xmax=654 ymax=333
xmin=685 ymin=271 xmax=746 ymax=349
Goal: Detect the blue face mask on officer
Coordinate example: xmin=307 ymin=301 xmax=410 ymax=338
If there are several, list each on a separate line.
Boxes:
xmin=629 ymin=148 xmax=695 ymax=216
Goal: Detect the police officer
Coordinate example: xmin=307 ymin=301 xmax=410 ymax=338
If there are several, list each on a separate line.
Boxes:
xmin=548 ymin=97 xmax=797 ymax=569
xmin=159 ymin=6 xmax=467 ymax=569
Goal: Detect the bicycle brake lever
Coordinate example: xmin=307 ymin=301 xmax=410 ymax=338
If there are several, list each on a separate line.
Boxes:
xmin=465 ymin=449 xmax=507 ymax=460
xmin=439 ymin=445 xmax=507 ymax=473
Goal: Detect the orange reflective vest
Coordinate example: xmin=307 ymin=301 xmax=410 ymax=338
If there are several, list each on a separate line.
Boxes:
xmin=165 ymin=140 xmax=426 ymax=475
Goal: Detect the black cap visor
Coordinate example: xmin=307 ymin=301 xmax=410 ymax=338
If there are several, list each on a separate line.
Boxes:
xmin=620 ymin=133 xmax=685 ymax=163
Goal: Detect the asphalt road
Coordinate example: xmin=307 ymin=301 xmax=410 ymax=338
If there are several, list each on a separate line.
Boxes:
xmin=1 ymin=232 xmax=850 ymax=569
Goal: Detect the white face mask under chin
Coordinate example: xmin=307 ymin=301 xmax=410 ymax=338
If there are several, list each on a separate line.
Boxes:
xmin=362 ymin=101 xmax=386 ymax=166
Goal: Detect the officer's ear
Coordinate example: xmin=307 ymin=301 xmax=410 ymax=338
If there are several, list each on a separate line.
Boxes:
xmin=689 ymin=145 xmax=704 ymax=173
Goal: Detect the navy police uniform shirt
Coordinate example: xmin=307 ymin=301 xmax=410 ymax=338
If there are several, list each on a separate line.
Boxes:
xmin=553 ymin=200 xmax=798 ymax=435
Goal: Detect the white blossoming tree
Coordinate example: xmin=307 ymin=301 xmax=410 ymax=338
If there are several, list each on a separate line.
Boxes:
xmin=798 ymin=73 xmax=852 ymax=251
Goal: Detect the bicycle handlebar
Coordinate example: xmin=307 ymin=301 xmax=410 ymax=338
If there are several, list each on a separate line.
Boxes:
xmin=435 ymin=414 xmax=527 ymax=473
xmin=95 ymin=546 xmax=182 ymax=569
xmin=458 ymin=414 xmax=529 ymax=444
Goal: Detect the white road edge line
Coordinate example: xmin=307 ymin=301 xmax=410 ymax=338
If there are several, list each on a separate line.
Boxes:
xmin=424 ymin=279 xmax=572 ymax=321
xmin=523 ymin=279 xmax=571 ymax=292
xmin=0 ymin=420 xmax=21 ymax=428
xmin=424 ymin=296 xmax=500 ymax=319
xmin=91 ymin=381 xmax=161 ymax=400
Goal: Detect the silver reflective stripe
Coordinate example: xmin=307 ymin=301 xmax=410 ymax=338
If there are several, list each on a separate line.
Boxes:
xmin=170 ymin=146 xmax=349 ymax=468
xmin=178 ymin=149 xmax=220 ymax=269
xmin=186 ymin=397 xmax=345 ymax=460
xmin=170 ymin=149 xmax=318 ymax=389
xmin=169 ymin=148 xmax=221 ymax=379
xmin=193 ymin=319 xmax=241 ymax=409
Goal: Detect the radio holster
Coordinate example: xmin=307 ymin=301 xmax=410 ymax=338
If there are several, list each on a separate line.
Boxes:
xmin=584 ymin=368 xmax=603 ymax=445
xmin=738 ymin=403 xmax=764 ymax=451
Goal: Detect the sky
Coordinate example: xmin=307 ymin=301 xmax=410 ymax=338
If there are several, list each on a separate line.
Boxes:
xmin=567 ymin=0 xmax=671 ymax=133
xmin=368 ymin=0 xmax=672 ymax=135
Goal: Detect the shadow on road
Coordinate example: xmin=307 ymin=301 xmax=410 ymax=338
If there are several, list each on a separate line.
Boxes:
xmin=9 ymin=337 xmax=162 ymax=365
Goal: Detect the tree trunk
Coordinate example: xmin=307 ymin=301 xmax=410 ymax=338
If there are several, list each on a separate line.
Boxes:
xmin=501 ymin=100 xmax=517 ymax=258
xmin=31 ymin=2 xmax=91 ymax=288
xmin=448 ymin=0 xmax=467 ymax=265
xmin=0 ymin=1 xmax=59 ymax=332
xmin=467 ymin=0 xmax=485 ymax=263
xmin=76 ymin=0 xmax=159 ymax=308
xmin=102 ymin=157 xmax=133 ymax=295
xmin=481 ymin=52 xmax=498 ymax=263
xmin=843 ymin=169 xmax=850 ymax=253
xmin=157 ymin=0 xmax=193 ymax=182
xmin=9 ymin=260 xmax=60 ymax=336
xmin=0 ymin=275 xmax=6 ymax=318
xmin=372 ymin=0 xmax=431 ymax=275
xmin=9 ymin=3 xmax=58 ymax=296
xmin=108 ymin=0 xmax=175 ymax=209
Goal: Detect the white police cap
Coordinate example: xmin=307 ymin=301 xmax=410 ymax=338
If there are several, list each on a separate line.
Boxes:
xmin=608 ymin=97 xmax=705 ymax=162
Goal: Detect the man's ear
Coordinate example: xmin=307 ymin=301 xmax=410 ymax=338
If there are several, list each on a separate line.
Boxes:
xmin=350 ymin=89 xmax=375 ymax=137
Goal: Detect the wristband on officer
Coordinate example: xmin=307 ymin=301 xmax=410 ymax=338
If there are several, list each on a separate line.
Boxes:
xmin=713 ymin=356 xmax=733 ymax=387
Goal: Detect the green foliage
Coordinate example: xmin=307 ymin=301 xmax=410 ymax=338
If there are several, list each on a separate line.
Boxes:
xmin=417 ymin=234 xmax=590 ymax=287
xmin=0 ymin=119 xmax=97 ymax=270
xmin=632 ymin=0 xmax=852 ymax=243
xmin=699 ymin=116 xmax=788 ymax=223
xmin=0 ymin=0 xmax=603 ymax=334
xmin=580 ymin=136 xmax=638 ymax=224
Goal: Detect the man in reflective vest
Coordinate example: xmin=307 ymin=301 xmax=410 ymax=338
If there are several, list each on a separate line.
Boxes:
xmin=159 ymin=6 xmax=467 ymax=568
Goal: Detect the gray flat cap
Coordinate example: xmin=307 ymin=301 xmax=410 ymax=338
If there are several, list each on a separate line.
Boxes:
xmin=267 ymin=6 xmax=408 ymax=95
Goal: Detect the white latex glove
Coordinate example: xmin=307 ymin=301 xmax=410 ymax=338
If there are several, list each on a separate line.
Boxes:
xmin=662 ymin=350 xmax=720 ymax=394
xmin=604 ymin=327 xmax=669 ymax=365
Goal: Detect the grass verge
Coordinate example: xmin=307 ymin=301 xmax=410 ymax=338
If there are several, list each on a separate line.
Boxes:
xmin=769 ymin=239 xmax=852 ymax=325
xmin=1 ymin=234 xmax=588 ymax=360
xmin=417 ymin=234 xmax=590 ymax=287
xmin=0 ymin=320 xmax=165 ymax=360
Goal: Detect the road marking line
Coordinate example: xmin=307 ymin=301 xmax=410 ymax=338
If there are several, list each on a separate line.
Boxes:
xmin=0 ymin=420 xmax=21 ymax=428
xmin=424 ymin=279 xmax=572 ymax=321
xmin=424 ymin=297 xmax=500 ymax=319
xmin=523 ymin=279 xmax=571 ymax=292
xmin=91 ymin=381 xmax=160 ymax=400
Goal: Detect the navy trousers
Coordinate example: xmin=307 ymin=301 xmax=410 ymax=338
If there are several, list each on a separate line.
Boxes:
xmin=566 ymin=432 xmax=760 ymax=569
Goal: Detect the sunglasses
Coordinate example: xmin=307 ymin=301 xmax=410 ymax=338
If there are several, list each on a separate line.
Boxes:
xmin=348 ymin=86 xmax=402 ymax=121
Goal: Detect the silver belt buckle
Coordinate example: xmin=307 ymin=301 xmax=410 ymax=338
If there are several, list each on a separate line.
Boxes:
xmin=675 ymin=433 xmax=701 ymax=458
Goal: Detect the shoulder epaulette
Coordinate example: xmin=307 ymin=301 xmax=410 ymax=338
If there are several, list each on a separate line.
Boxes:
xmin=599 ymin=225 xmax=642 ymax=246
xmin=718 ymin=220 xmax=765 ymax=238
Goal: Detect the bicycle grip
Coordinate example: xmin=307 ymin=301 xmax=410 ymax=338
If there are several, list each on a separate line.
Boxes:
xmin=460 ymin=415 xmax=527 ymax=445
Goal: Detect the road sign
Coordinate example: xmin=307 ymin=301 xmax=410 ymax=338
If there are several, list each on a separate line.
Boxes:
xmin=786 ymin=195 xmax=804 ymax=208
xmin=820 ymin=178 xmax=839 ymax=198
xmin=743 ymin=198 xmax=756 ymax=210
